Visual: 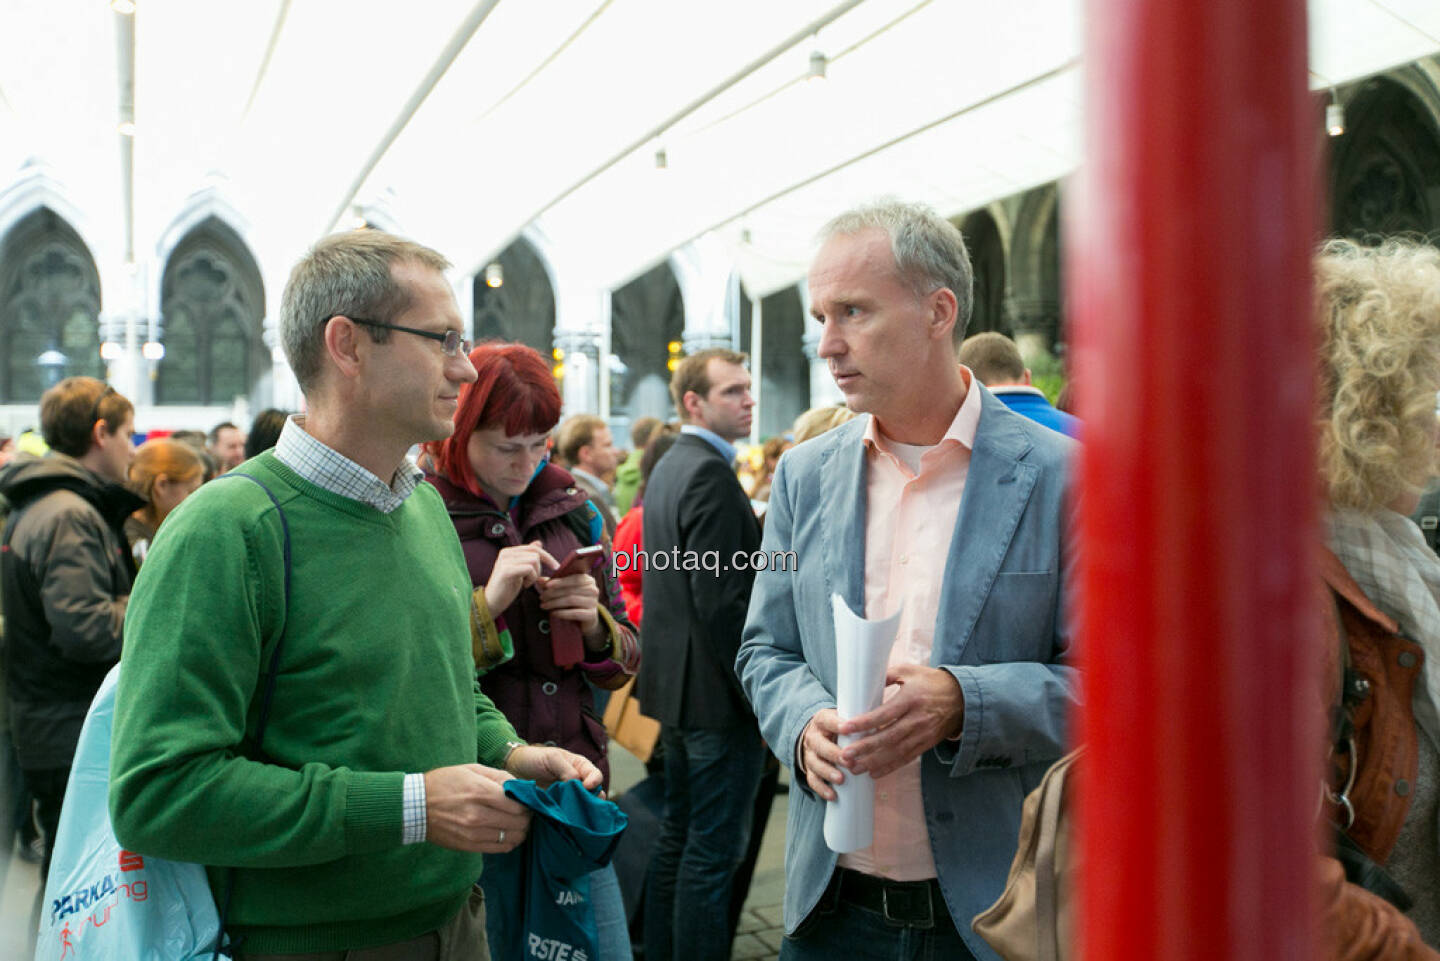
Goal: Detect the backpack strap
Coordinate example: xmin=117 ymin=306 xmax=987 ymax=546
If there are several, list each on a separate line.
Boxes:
xmin=210 ymin=472 xmax=291 ymax=960
xmin=561 ymin=500 xmax=603 ymax=548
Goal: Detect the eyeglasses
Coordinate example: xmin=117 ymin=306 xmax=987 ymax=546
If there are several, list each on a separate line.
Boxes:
xmin=339 ymin=317 xmax=472 ymax=357
xmin=89 ymin=385 xmax=116 ymax=426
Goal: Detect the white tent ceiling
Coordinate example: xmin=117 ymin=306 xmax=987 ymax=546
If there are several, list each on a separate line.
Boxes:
xmin=1 ymin=0 xmax=1438 ymax=300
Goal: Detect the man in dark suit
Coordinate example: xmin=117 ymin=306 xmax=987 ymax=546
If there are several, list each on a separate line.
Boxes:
xmin=637 ymin=347 xmax=765 ymax=961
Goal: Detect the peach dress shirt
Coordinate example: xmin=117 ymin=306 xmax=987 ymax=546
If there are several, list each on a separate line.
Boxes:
xmin=837 ymin=368 xmax=981 ymax=881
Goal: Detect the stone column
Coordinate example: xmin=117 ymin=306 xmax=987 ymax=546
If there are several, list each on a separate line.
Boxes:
xmin=264 ymin=315 xmax=303 ymax=413
xmin=553 ymin=327 xmax=601 ymax=416
xmin=453 ymin=273 xmax=477 ymax=343
xmin=797 ymin=281 xmax=841 ymax=407
xmin=261 ymin=260 xmax=304 ymax=413
xmin=802 ymin=328 xmax=842 ymax=407
xmin=1005 ymin=294 xmax=1060 ymax=363
xmin=99 ymin=258 xmax=148 ymax=408
xmin=673 ymin=239 xmax=737 ymax=355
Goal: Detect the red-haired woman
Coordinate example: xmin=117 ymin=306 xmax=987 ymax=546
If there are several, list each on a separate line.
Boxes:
xmin=424 ymin=341 xmax=638 ymax=959
xmin=125 ymin=437 xmax=206 ymax=566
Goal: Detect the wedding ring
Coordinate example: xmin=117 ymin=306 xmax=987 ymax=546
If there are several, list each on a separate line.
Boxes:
xmin=498 ymin=828 xmax=506 ymax=844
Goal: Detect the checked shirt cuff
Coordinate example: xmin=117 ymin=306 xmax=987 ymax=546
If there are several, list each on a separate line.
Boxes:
xmin=401 ymin=772 xmax=427 ymax=844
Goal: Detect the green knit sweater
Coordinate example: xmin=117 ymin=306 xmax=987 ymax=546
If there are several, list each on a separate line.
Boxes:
xmin=110 ymin=454 xmax=520 ymax=954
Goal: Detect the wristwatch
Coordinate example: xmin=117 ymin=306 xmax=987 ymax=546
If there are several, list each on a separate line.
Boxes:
xmin=502 ymin=740 xmax=528 ymax=767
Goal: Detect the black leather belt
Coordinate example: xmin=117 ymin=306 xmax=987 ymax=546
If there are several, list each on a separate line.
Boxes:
xmin=834 ymin=867 xmax=946 ymax=928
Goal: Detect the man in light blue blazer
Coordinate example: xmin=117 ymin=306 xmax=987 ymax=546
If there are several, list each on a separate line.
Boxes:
xmin=736 ymin=201 xmax=1078 ymax=961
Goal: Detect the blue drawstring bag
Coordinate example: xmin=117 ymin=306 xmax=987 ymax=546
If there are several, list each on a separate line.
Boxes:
xmin=34 ymin=665 xmax=223 ymax=961
xmin=481 ymin=779 xmax=628 ymax=961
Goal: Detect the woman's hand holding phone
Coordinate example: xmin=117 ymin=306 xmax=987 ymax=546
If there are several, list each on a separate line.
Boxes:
xmin=540 ymin=545 xmax=606 ymax=645
xmin=484 ymin=541 xmax=556 ymax=613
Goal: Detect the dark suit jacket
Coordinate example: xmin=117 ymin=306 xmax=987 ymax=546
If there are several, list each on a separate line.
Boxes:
xmin=635 ymin=432 xmax=762 ymax=729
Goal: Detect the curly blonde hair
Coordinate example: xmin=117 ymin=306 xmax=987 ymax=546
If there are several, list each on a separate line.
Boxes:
xmin=1317 ymin=237 xmax=1440 ymax=511
xmin=792 ymin=404 xmax=857 ymax=444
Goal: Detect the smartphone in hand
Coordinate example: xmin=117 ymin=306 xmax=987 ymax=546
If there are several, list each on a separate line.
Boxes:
xmin=548 ymin=544 xmax=603 ymax=578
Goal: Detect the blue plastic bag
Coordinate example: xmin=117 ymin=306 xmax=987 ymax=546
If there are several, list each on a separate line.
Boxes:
xmin=481 ymin=779 xmax=627 ymax=961
xmin=34 ymin=664 xmax=223 ymax=961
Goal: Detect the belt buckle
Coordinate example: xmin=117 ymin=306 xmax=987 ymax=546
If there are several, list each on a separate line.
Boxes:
xmin=881 ymin=884 xmax=935 ymax=929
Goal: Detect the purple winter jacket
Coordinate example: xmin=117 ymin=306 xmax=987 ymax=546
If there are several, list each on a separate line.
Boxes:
xmin=425 ymin=465 xmax=638 ymax=787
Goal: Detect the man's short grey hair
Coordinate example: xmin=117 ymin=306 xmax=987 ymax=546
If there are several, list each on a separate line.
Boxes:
xmin=279 ymin=230 xmax=451 ymax=392
xmin=818 ymin=200 xmax=974 ymax=331
xmin=958 ymin=331 xmax=1027 ymax=385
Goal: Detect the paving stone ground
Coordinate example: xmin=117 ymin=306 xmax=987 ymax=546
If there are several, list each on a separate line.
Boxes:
xmin=729 ymin=801 xmax=788 ymax=961
xmin=733 ymin=902 xmax=788 ymax=960
xmin=730 ymin=906 xmax=787 ymax=960
xmin=0 ymin=853 xmax=39 ymax=960
xmin=607 ymin=743 xmax=789 ymax=961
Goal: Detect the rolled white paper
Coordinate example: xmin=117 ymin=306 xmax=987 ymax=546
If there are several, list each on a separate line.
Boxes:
xmin=823 ymin=593 xmax=901 ymax=854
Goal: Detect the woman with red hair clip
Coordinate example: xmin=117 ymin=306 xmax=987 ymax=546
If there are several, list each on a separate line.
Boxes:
xmin=425 ymin=340 xmax=639 ymax=959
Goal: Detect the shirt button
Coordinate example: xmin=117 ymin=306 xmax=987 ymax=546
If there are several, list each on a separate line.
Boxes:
xmin=565 ymin=487 xmax=579 ymax=496
xmin=542 ymin=682 xmax=558 ymax=695
xmin=879 ymin=792 xmax=889 ymax=801
xmin=1399 ymin=651 xmax=1418 ymax=669
xmin=489 ymin=523 xmax=505 ymax=536
xmin=538 ymin=620 xmax=550 ymax=634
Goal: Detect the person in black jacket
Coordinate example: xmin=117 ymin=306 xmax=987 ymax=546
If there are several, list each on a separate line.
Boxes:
xmin=0 ymin=376 xmax=140 ymax=883
xmin=635 ymin=347 xmax=765 ymax=961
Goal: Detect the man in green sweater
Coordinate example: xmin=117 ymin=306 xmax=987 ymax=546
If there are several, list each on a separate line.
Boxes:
xmin=110 ymin=231 xmax=602 ymax=960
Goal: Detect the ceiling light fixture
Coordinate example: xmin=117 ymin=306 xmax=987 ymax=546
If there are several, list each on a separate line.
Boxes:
xmin=654 ymin=147 xmax=668 ymax=170
xmin=142 ymin=341 xmax=165 ymax=361
xmin=485 ymin=262 xmax=504 ymax=288
xmin=111 ymin=0 xmax=136 ymax=14
xmin=1326 ymin=91 xmax=1344 ymax=137
xmin=118 ymin=121 xmax=136 ymax=137
xmin=808 ymin=50 xmax=828 ymax=81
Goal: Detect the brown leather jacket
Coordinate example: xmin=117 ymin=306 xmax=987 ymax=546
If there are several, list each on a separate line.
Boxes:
xmin=1319 ymin=548 xmax=1438 ymax=960
xmin=1321 ymin=548 xmax=1423 ymax=862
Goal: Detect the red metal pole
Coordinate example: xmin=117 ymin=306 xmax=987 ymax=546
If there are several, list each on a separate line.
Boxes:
xmin=1071 ymin=0 xmax=1319 ymax=958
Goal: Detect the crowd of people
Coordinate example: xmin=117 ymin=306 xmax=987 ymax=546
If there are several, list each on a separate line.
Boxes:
xmin=0 ymin=203 xmax=1437 ymax=961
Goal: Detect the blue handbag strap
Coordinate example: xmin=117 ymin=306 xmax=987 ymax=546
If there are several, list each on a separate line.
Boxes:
xmin=209 ymin=471 xmax=291 ymax=960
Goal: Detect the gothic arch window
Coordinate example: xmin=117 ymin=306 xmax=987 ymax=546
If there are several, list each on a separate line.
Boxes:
xmin=157 ymin=218 xmax=265 ymax=406
xmin=472 ymin=237 xmax=556 ymax=353
xmin=756 ymin=285 xmax=809 ymax=438
xmin=1039 ymin=205 xmax=1061 ymax=344
xmin=0 ymin=208 xmax=103 ymax=402
xmin=959 ymin=210 xmax=1007 ymax=341
xmin=1330 ymin=77 xmax=1440 ymax=240
xmin=1006 ymin=185 xmax=1065 ymax=353
xmin=611 ymin=262 xmax=684 ymax=420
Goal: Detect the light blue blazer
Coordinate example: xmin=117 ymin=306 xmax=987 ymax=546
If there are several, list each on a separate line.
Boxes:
xmin=736 ymin=385 xmax=1079 ymax=959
